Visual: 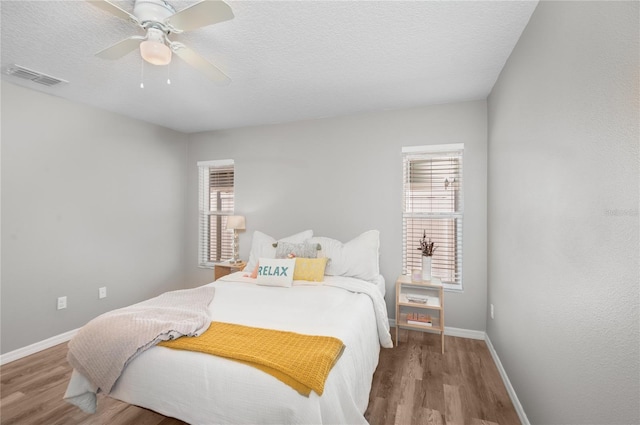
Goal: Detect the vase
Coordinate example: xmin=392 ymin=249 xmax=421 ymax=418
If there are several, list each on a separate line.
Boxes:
xmin=421 ymin=256 xmax=432 ymax=281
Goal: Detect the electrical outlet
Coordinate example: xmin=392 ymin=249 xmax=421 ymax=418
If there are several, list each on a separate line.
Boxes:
xmin=490 ymin=303 xmax=494 ymax=319
xmin=99 ymin=287 xmax=107 ymax=299
xmin=57 ymin=296 xmax=67 ymax=310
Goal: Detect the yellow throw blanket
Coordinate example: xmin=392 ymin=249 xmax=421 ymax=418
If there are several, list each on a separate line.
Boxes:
xmin=159 ymin=322 xmax=345 ymax=396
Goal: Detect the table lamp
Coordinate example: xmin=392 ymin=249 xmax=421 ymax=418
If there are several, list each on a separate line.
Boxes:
xmin=226 ymin=215 xmax=245 ymax=264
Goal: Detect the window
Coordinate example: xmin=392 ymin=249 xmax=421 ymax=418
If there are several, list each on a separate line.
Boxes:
xmin=198 ymin=160 xmax=234 ymax=267
xmin=402 ymin=144 xmax=463 ymax=289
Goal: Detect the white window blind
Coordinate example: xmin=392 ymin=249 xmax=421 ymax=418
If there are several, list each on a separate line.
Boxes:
xmin=198 ymin=160 xmax=234 ymax=267
xmin=402 ymin=145 xmax=463 ymax=288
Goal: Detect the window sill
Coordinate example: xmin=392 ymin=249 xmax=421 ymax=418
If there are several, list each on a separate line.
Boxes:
xmin=443 ymin=285 xmax=464 ymax=293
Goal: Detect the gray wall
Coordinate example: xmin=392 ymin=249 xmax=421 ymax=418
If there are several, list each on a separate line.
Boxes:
xmin=1 ymin=81 xmax=188 ymax=354
xmin=186 ymin=101 xmax=488 ymax=329
xmin=487 ymin=2 xmax=639 ymax=424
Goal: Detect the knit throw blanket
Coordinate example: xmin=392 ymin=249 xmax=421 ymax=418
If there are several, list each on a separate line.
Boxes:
xmin=67 ymin=286 xmax=215 ymax=396
xmin=159 ymin=321 xmax=345 ymax=396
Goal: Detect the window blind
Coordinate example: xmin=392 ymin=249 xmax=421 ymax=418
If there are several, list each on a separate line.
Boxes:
xmin=198 ymin=160 xmax=234 ymax=267
xmin=402 ymin=145 xmax=463 ymax=288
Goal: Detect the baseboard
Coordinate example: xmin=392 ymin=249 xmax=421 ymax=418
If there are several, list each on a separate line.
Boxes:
xmin=485 ymin=335 xmax=530 ymax=425
xmin=0 ymin=328 xmax=79 ymax=366
xmin=444 ymin=326 xmax=485 ymax=340
xmin=388 ymin=319 xmax=485 ymax=340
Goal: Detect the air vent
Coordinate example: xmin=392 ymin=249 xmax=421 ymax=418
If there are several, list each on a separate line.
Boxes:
xmin=4 ymin=64 xmax=68 ymax=87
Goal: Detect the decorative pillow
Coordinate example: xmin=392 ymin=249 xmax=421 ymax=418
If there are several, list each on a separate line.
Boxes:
xmin=245 ymin=230 xmax=313 ymax=273
xmin=244 ymin=263 xmax=259 ymax=279
xmin=293 ymin=257 xmax=328 ymax=282
xmin=255 ymin=258 xmax=296 ymax=287
xmin=275 ymin=242 xmax=320 ymax=259
xmin=309 ymin=230 xmax=380 ymax=283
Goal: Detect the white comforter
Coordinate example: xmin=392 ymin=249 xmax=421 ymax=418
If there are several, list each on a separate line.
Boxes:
xmin=65 ymin=273 xmax=392 ymax=424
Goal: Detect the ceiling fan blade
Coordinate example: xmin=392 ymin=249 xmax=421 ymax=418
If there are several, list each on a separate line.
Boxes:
xmin=165 ymin=0 xmax=234 ymax=32
xmin=96 ymin=36 xmax=144 ymax=60
xmin=170 ymin=42 xmax=230 ymax=83
xmin=86 ymin=0 xmax=140 ymax=25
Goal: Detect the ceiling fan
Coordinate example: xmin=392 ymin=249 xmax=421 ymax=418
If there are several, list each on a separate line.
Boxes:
xmin=88 ymin=0 xmax=234 ymax=83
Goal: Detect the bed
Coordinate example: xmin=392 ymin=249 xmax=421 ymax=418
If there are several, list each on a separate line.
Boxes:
xmin=64 ymin=230 xmax=393 ymax=424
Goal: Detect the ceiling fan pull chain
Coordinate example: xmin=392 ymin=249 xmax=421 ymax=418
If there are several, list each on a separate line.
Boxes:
xmin=167 ymin=61 xmax=171 ymax=85
xmin=140 ymin=59 xmax=145 ymax=89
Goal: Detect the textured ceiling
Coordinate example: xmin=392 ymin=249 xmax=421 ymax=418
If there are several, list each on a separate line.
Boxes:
xmin=1 ymin=0 xmax=538 ymax=134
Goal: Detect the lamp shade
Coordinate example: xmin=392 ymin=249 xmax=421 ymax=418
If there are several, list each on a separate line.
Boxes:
xmin=226 ymin=215 xmax=246 ymax=230
xmin=140 ymin=39 xmax=172 ymax=66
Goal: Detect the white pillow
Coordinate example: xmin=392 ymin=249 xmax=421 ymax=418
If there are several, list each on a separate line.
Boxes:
xmin=255 ymin=258 xmax=296 ymax=287
xmin=309 ymin=230 xmax=380 ymax=283
xmin=245 ymin=230 xmax=313 ymax=273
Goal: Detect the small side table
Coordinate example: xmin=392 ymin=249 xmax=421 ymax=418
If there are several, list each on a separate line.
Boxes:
xmin=214 ymin=261 xmax=246 ymax=281
xmin=395 ymin=274 xmax=445 ymax=353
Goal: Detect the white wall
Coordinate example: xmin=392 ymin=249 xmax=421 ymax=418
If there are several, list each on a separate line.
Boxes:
xmin=487 ymin=1 xmax=639 ymax=424
xmin=186 ymin=101 xmax=488 ymax=329
xmin=1 ymin=81 xmax=188 ymax=354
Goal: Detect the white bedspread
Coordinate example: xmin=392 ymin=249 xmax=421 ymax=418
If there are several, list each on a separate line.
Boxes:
xmin=65 ymin=273 xmax=392 ymax=424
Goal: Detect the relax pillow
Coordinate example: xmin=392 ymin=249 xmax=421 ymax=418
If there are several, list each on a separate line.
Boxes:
xmin=255 ymin=258 xmax=296 ymax=287
xmin=309 ymin=230 xmax=380 ymax=283
xmin=293 ymin=257 xmax=328 ymax=282
xmin=245 ymin=230 xmax=313 ymax=273
xmin=245 ymin=241 xmax=317 ymax=278
xmin=275 ymin=242 xmax=320 ymax=259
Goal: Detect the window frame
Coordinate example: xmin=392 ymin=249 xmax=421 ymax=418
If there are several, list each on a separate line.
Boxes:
xmin=198 ymin=159 xmax=235 ymax=268
xmin=402 ymin=144 xmax=464 ymax=291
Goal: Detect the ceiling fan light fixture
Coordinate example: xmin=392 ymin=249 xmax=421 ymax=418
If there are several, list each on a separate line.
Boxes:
xmin=90 ymin=0 xmax=233 ymax=82
xmin=140 ymin=39 xmax=172 ymax=66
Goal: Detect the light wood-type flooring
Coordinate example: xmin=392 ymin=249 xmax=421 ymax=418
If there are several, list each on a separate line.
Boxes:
xmin=1 ymin=329 xmax=520 ymax=425
xmin=364 ymin=329 xmax=520 ymax=425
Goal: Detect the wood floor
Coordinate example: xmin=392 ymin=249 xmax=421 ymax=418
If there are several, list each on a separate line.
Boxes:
xmin=364 ymin=329 xmax=520 ymax=425
xmin=0 ymin=329 xmax=520 ymax=425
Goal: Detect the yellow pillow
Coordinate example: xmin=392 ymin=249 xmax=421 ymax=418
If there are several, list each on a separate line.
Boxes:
xmin=293 ymin=257 xmax=328 ymax=282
